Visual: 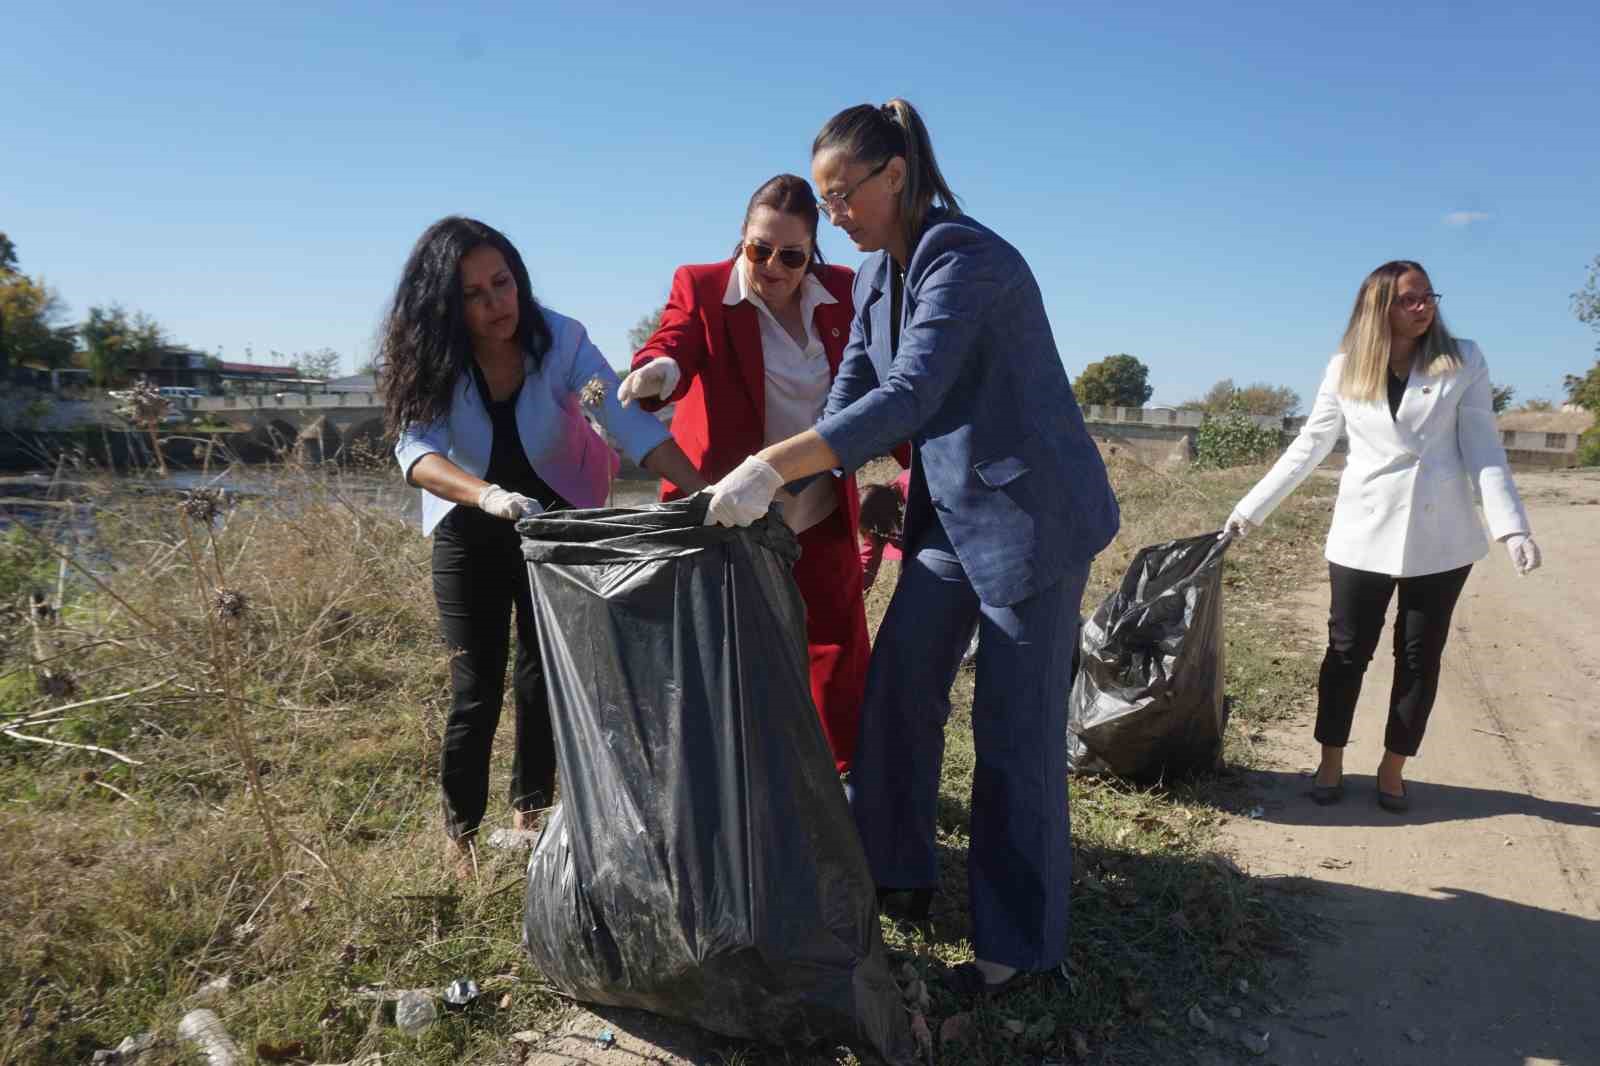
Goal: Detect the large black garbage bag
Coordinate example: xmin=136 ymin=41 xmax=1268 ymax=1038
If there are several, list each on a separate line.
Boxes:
xmin=1068 ymin=532 xmax=1231 ymax=781
xmin=517 ymin=499 xmax=913 ymax=1064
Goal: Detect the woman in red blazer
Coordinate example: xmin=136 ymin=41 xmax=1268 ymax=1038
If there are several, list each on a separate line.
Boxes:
xmin=619 ymin=174 xmax=869 ymax=772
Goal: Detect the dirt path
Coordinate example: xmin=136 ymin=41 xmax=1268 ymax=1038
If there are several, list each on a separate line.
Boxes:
xmin=1225 ymin=469 xmax=1600 ymax=1066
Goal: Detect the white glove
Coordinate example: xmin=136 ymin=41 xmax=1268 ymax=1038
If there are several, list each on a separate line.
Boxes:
xmin=616 ymin=356 xmax=681 ymax=407
xmin=477 ymin=484 xmax=541 ymax=521
xmin=1504 ymin=533 xmax=1541 ymax=575
xmin=1220 ymin=509 xmax=1255 ymax=541
xmin=704 ymin=456 xmax=784 ymax=527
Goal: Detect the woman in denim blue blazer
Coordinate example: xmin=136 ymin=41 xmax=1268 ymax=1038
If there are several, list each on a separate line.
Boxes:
xmin=386 ymin=217 xmax=704 ymax=878
xmin=704 ymin=101 xmax=1120 ymax=996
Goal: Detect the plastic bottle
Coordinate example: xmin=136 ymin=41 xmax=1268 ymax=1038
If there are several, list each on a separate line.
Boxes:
xmin=177 ymin=1009 xmax=241 ymax=1066
xmin=394 ymin=990 xmax=438 ymax=1036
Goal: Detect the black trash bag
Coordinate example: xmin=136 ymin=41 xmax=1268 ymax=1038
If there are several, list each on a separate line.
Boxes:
xmin=1067 ymin=532 xmax=1232 ymax=781
xmin=517 ymin=499 xmax=913 ymax=1064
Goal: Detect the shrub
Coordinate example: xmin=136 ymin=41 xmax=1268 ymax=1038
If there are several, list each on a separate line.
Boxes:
xmin=1195 ymin=412 xmax=1282 ymax=469
xmin=1577 ymin=426 xmax=1600 ymax=467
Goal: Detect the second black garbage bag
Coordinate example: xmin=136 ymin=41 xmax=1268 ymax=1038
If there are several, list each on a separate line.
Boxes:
xmin=518 ymin=499 xmax=913 ymax=1064
xmin=1068 ymin=531 xmax=1232 ymax=781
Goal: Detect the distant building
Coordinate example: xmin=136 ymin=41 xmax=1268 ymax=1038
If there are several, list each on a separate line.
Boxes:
xmin=1497 ymin=409 xmax=1594 ymax=434
xmin=122 ymin=346 xmax=217 ymax=390
xmin=218 ymin=359 xmax=298 ymax=382
xmin=215 ymin=360 xmax=324 ymax=394
xmin=323 ymin=373 xmax=377 ymax=393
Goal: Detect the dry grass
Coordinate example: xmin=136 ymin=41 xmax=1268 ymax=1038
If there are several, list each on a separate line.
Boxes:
xmin=853 ymin=448 xmax=1338 ymax=1063
xmin=0 ymin=448 xmax=1338 ymax=1065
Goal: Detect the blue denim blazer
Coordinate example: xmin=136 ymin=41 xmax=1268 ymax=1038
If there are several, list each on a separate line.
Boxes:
xmin=815 ymin=212 xmax=1119 ymax=606
xmin=395 ymin=308 xmax=669 ymax=535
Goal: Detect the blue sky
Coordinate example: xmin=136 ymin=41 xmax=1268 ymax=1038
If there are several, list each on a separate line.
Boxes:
xmin=5 ymin=1 xmax=1597 ymax=411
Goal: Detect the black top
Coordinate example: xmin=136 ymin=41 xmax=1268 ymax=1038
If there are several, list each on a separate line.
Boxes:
xmin=887 ymin=263 xmax=937 ymax=527
xmin=889 ymin=262 xmax=904 ymax=357
xmin=1387 ymin=369 xmax=1407 ymax=420
xmin=470 ymin=363 xmax=564 ymax=510
xmin=436 ymin=364 xmax=568 ymax=544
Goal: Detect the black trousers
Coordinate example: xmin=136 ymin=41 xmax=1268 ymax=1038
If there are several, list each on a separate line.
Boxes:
xmin=431 ymin=508 xmax=555 ymax=840
xmin=1315 ymin=561 xmax=1472 ymax=757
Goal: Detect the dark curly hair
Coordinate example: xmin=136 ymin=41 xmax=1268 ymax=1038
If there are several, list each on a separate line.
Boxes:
xmin=857 ymin=480 xmax=906 ymax=543
xmin=379 ymin=216 xmax=552 ymax=438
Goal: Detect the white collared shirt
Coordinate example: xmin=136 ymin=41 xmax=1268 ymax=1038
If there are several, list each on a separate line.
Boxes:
xmin=724 ymin=259 xmax=839 ymax=534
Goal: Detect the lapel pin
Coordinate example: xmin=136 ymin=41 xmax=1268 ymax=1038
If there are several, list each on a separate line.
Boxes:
xmin=1422 ymin=386 xmax=1432 ymax=394
xmin=831 ymin=327 xmax=840 ymax=337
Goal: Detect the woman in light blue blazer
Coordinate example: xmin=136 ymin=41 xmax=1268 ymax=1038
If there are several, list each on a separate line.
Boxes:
xmin=386 ymin=216 xmax=705 ymax=877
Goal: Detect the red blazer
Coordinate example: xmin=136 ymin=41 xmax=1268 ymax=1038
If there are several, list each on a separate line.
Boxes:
xmin=632 ymin=258 xmax=864 ymax=532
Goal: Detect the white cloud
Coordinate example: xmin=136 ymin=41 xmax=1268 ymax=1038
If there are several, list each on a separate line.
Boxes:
xmin=1443 ymin=210 xmax=1493 ymax=227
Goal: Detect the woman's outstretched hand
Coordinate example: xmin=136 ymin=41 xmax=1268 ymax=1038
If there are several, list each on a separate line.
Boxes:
xmin=704 ymin=457 xmax=783 ymax=527
xmin=1504 ymin=533 xmax=1542 ymax=575
xmin=617 ymin=356 xmax=681 ymax=407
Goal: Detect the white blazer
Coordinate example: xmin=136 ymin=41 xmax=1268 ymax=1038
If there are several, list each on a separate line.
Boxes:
xmin=1236 ymin=340 xmax=1529 ymax=577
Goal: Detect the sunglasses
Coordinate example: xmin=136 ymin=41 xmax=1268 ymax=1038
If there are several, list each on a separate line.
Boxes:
xmin=743 ymin=240 xmax=810 ymax=270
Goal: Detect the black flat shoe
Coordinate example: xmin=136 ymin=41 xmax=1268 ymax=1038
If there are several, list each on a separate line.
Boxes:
xmin=1377 ymin=783 xmax=1410 ymax=813
xmin=943 ymin=962 xmax=1055 ymax=1001
xmin=1310 ymin=775 xmax=1344 ymax=806
xmin=876 ymin=886 xmax=932 ymax=923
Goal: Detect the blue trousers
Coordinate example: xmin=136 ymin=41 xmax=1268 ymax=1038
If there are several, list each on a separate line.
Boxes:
xmin=850 ymin=521 xmax=1088 ymax=970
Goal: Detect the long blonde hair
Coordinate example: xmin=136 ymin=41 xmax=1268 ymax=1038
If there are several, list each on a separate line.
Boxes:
xmin=1338 ymin=260 xmax=1461 ymax=403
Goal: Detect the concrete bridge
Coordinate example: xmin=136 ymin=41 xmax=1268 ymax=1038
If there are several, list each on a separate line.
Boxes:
xmin=183 ymin=393 xmax=1585 ymax=470
xmin=188 ymin=391 xmax=387 ymax=463
xmin=188 ymin=392 xmax=1262 ymax=466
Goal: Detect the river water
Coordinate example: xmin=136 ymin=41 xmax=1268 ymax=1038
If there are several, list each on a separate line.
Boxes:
xmin=0 ymin=467 xmax=665 ymax=535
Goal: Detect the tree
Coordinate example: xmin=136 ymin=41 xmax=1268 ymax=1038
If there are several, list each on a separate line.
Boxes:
xmin=1074 ymin=353 xmax=1153 ymax=407
xmin=1565 ymin=360 xmax=1600 ymax=412
xmin=291 ymin=347 xmax=341 ymax=380
xmin=1490 ymin=382 xmax=1515 ymax=413
xmin=1574 ymin=255 xmax=1600 ymax=352
xmin=1186 ymin=377 xmax=1300 ymax=417
xmin=1515 ymin=398 xmax=1555 ymax=413
xmin=0 ymin=231 xmax=17 ymax=375
xmin=0 ymin=268 xmax=76 ymax=374
xmin=1187 ymin=378 xmax=1238 ymax=413
xmin=627 ymin=307 xmax=664 ymax=353
xmin=1568 ymin=256 xmax=1600 ymax=413
xmin=81 ymin=305 xmax=165 ymax=387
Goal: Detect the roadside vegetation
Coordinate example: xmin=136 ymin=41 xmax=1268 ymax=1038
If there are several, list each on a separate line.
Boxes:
xmin=0 ymin=448 xmax=1337 ymax=1065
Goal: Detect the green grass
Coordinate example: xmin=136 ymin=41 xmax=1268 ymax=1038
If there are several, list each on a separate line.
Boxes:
xmin=0 ymin=452 xmax=1336 ymax=1065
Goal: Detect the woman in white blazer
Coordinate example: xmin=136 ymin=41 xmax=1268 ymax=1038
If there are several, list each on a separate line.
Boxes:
xmin=385 ymin=217 xmax=705 ymax=877
xmin=1223 ymin=260 xmax=1541 ymax=813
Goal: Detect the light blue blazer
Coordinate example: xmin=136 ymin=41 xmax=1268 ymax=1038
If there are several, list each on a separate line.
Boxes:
xmin=394 ymin=308 xmax=669 ymax=535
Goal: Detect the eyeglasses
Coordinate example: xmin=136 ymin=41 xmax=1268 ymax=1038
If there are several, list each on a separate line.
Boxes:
xmin=743 ymin=240 xmax=810 ymax=270
xmin=816 ymin=159 xmax=890 ymax=219
xmin=1395 ymin=292 xmax=1442 ymax=312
